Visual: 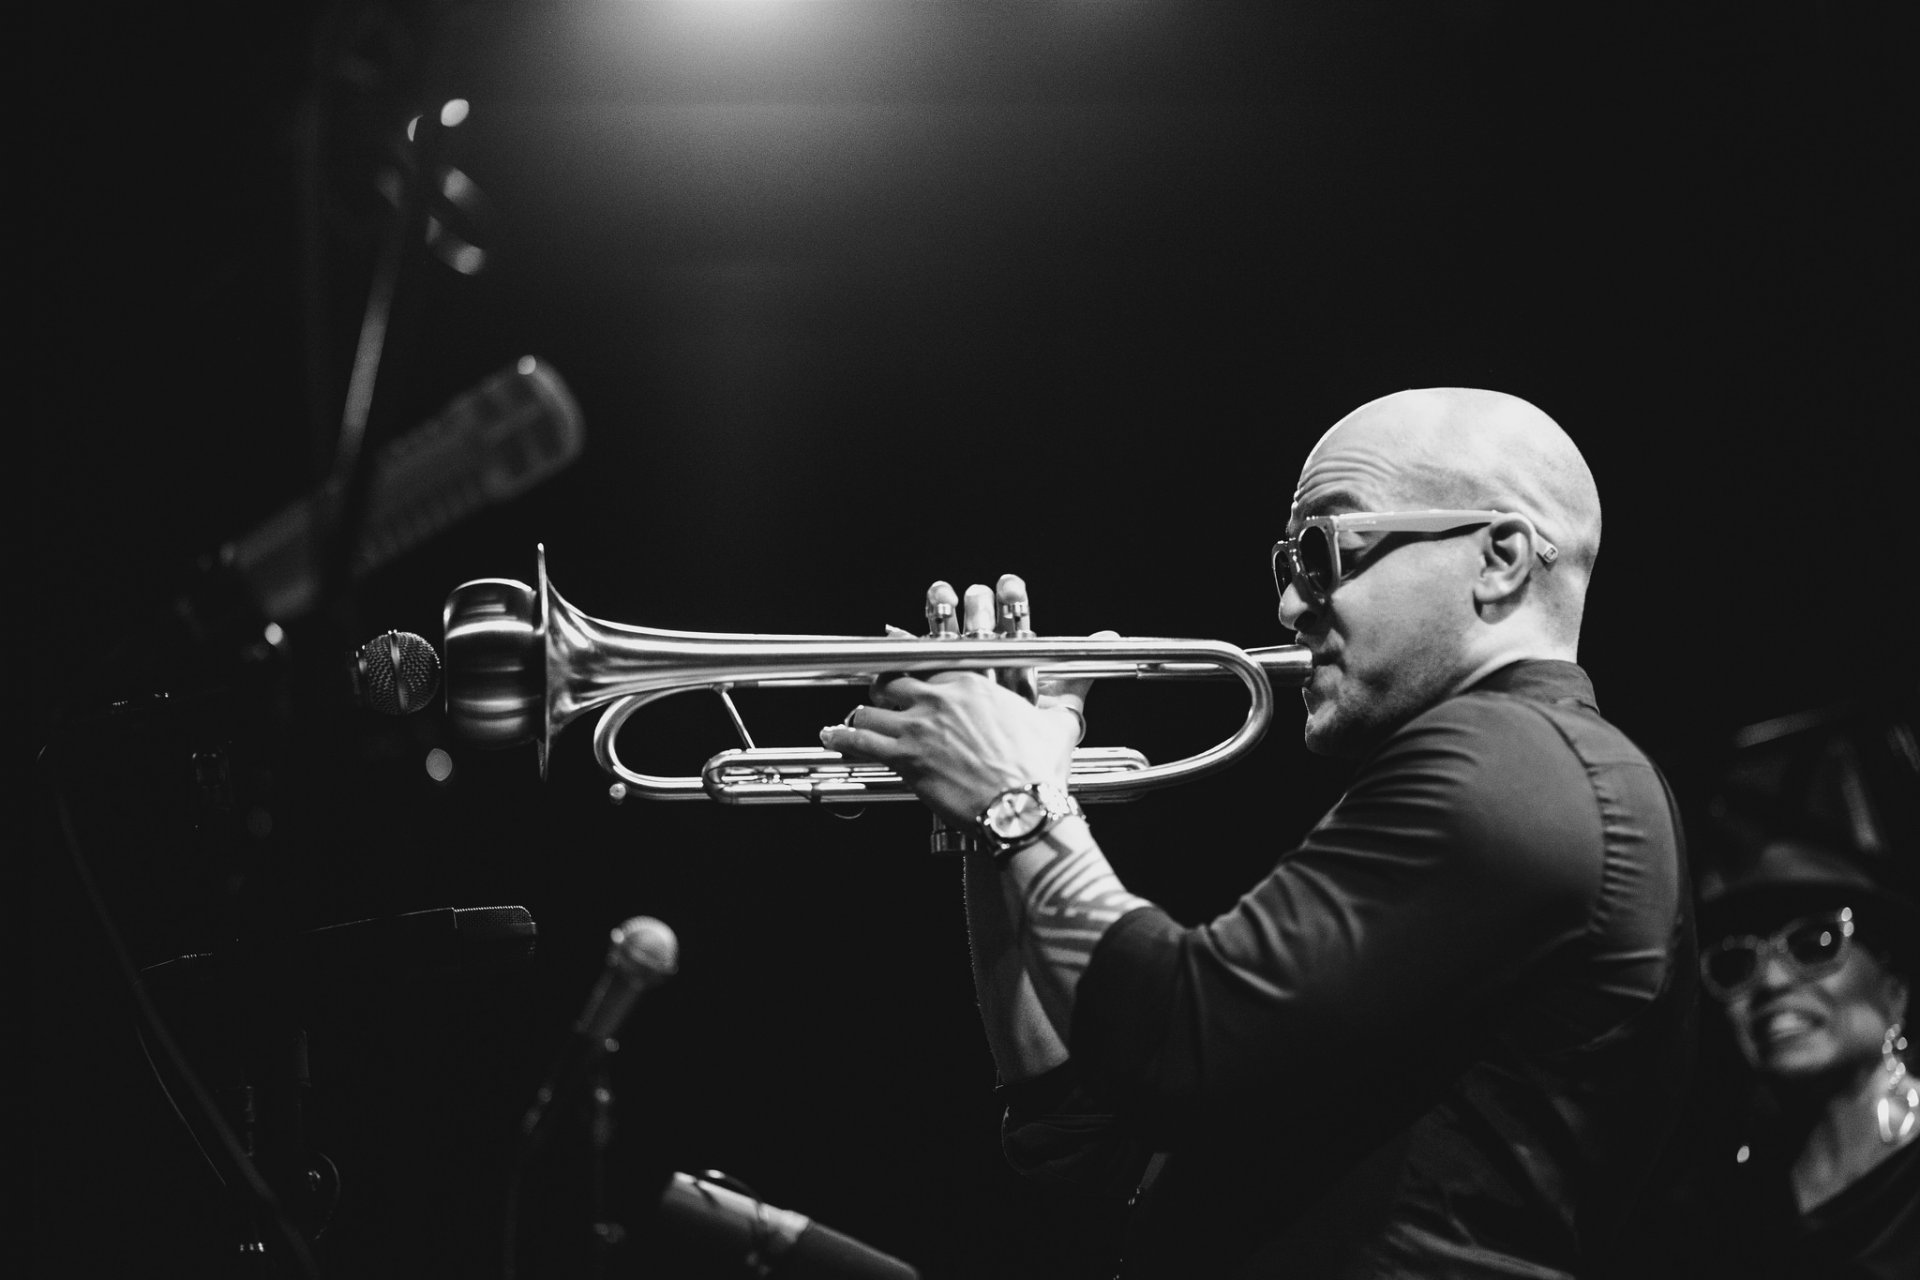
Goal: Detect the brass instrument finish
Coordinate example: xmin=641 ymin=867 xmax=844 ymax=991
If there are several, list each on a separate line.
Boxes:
xmin=442 ymin=547 xmax=1311 ymax=802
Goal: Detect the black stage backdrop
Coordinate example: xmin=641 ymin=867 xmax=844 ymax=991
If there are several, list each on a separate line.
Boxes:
xmin=29 ymin=3 xmax=1912 ymax=1278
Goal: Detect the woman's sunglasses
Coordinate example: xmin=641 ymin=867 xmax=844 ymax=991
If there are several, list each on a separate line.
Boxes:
xmin=1699 ymin=908 xmax=1856 ymax=1001
xmin=1271 ymin=509 xmax=1559 ymax=610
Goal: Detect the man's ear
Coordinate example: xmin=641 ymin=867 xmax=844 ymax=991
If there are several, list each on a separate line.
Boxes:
xmin=1470 ymin=516 xmax=1535 ymax=607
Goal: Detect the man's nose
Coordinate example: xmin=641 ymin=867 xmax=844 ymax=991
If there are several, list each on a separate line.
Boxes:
xmin=1277 ymin=578 xmax=1317 ymax=632
xmin=1754 ymin=949 xmax=1798 ymax=991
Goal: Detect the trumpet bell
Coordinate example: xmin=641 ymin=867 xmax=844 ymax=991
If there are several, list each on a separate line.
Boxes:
xmin=441 ymin=575 xmax=548 ymax=756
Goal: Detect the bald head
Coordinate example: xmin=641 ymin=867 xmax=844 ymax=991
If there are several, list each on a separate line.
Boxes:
xmin=1294 ymin=388 xmax=1601 ymax=642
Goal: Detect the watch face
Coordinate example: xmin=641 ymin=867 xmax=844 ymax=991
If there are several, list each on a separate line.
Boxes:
xmin=987 ymin=790 xmax=1046 ymax=839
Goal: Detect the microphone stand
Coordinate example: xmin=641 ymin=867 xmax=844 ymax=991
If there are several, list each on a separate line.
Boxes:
xmin=586 ymin=1057 xmax=626 ymax=1280
xmin=209 ymin=1010 xmax=329 ymax=1278
xmin=316 ymin=106 xmax=445 ymax=626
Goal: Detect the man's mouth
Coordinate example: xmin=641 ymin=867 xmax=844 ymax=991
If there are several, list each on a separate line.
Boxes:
xmin=1301 ymin=658 xmax=1338 ymax=708
xmin=1755 ymin=1008 xmax=1820 ymax=1043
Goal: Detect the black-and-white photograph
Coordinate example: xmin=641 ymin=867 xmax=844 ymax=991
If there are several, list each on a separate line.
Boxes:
xmin=31 ymin=3 xmax=1914 ymax=1277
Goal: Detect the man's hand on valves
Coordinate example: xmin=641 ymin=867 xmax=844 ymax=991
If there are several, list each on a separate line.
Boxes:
xmin=817 ymin=581 xmax=1099 ymax=827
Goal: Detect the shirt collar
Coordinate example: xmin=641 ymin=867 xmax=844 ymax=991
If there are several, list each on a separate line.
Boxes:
xmin=1462 ymin=658 xmax=1599 ymax=713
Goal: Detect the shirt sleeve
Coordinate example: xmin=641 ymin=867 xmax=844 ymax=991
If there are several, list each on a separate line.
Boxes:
xmin=1069 ymin=693 xmax=1605 ymax=1140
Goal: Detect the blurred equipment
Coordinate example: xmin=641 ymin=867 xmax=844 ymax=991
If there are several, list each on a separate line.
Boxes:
xmin=440 ymin=546 xmax=1308 ymax=800
xmin=142 ymin=904 xmax=539 ymax=992
xmin=519 ymin=916 xmax=680 ymax=1147
xmin=137 ymin=905 xmax=537 ymax=1272
xmin=1700 ymin=690 xmax=1920 ymax=908
xmin=224 ymin=358 xmax=585 ymax=624
xmin=351 ymin=629 xmax=442 ymax=715
xmin=641 ymin=1171 xmax=919 ymax=1280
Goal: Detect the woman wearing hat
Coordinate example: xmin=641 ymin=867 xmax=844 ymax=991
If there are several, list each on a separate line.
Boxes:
xmin=1684 ymin=835 xmax=1918 ymax=1278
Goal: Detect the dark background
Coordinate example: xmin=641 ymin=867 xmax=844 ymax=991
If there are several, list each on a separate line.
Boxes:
xmin=30 ymin=2 xmax=1911 ymax=1277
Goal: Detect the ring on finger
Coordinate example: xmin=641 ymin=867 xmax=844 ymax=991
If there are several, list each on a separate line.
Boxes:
xmin=843 ymin=705 xmax=865 ymax=728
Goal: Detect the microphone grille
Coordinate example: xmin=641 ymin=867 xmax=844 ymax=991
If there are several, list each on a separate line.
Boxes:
xmin=357 ymin=631 xmax=443 ymax=715
xmin=609 ymin=915 xmax=680 ymax=982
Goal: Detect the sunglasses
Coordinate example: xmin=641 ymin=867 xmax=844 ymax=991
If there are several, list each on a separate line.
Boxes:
xmin=1699 ymin=908 xmax=1856 ymax=1001
xmin=1271 ymin=509 xmax=1560 ymax=610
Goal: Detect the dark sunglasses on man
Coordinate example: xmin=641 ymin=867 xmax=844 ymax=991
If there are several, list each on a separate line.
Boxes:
xmin=1271 ymin=509 xmax=1560 ymax=611
xmin=1699 ymin=908 xmax=1857 ymax=1002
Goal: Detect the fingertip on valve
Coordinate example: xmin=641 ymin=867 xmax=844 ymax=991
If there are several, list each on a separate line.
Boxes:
xmin=995 ymin=574 xmax=1032 ymax=637
xmin=962 ymin=584 xmax=996 ymax=637
xmin=925 ymin=581 xmax=959 ymax=638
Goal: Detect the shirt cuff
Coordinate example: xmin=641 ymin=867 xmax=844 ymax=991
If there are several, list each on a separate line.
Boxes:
xmin=992 ymin=1059 xmax=1079 ymax=1113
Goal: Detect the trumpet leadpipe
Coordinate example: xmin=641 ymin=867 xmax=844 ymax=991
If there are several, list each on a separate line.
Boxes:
xmin=1036 ymin=645 xmax=1313 ymax=686
xmin=673 ymin=645 xmax=1311 ymax=690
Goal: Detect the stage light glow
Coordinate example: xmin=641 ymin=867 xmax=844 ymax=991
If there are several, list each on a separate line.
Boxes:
xmin=448 ymin=244 xmax=486 ymax=276
xmin=517 ymin=355 xmax=538 ymax=376
xmin=425 ymin=747 xmax=454 ymax=783
xmin=406 ymin=114 xmax=421 ymax=141
xmin=439 ymin=98 xmax=470 ymax=128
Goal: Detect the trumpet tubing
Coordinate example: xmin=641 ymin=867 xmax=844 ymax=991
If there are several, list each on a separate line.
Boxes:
xmin=442 ymin=547 xmax=1310 ymax=803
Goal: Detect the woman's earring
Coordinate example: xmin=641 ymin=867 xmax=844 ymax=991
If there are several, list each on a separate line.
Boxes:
xmin=1876 ymin=1023 xmax=1917 ymax=1146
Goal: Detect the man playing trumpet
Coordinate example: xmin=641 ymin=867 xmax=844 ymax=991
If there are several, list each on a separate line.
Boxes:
xmin=822 ymin=387 xmax=1695 ymax=1277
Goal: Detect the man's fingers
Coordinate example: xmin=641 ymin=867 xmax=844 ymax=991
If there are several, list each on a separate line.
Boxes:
xmin=872 ymin=672 xmax=948 ymax=706
xmin=843 ymin=704 xmax=911 ymax=736
xmin=818 ymin=722 xmax=908 ymax=763
xmin=1036 ymin=629 xmax=1120 ymax=706
xmin=1037 ymin=701 xmax=1087 ymax=746
xmin=962 ymin=583 xmax=995 ymax=634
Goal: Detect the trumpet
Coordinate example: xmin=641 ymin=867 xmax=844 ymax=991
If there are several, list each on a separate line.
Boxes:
xmin=442 ymin=546 xmax=1311 ymax=805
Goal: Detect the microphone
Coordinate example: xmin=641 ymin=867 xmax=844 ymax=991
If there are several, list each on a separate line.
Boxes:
xmin=644 ymin=1171 xmax=920 ymax=1279
xmin=519 ymin=915 xmax=679 ymax=1145
xmin=349 ymin=630 xmax=441 ymax=715
xmin=223 ymin=356 xmax=585 ymax=623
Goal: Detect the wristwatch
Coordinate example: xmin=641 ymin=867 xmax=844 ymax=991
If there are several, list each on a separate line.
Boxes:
xmin=975 ymin=781 xmax=1082 ymax=863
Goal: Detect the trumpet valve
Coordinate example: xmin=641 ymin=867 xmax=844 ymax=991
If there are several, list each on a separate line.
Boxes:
xmin=994 ymin=574 xmax=1033 ymax=638
xmin=925 ymin=581 xmax=959 ymax=639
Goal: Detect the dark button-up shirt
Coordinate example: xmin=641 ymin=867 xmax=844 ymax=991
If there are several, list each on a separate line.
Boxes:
xmin=1007 ymin=660 xmax=1696 ymax=1277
